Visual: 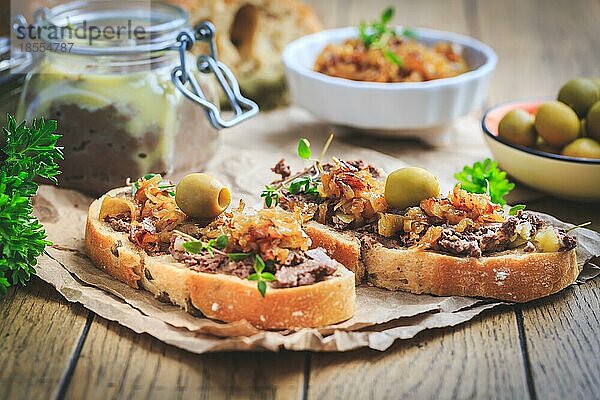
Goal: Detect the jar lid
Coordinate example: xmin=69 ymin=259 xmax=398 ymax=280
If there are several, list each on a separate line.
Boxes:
xmin=33 ymin=0 xmax=190 ymax=55
xmin=0 ymin=37 xmax=33 ymax=86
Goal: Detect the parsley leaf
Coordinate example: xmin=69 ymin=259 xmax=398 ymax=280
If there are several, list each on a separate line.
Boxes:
xmin=454 ymin=158 xmax=515 ymax=205
xmin=0 ymin=116 xmax=62 ymax=297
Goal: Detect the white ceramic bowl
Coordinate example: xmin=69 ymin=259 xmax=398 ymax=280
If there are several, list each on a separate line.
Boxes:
xmin=282 ymin=27 xmax=497 ymax=134
xmin=482 ymin=100 xmax=600 ymax=201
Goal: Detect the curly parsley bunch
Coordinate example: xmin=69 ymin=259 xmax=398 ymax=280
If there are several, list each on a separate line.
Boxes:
xmin=0 ymin=116 xmax=62 ymax=297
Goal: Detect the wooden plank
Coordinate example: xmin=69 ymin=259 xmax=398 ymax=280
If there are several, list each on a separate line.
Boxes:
xmin=64 ymin=315 xmax=306 ymax=400
xmin=518 ymin=198 xmax=600 ymax=399
xmin=308 ymin=309 xmax=529 ymax=400
xmin=0 ymin=277 xmax=89 ymax=400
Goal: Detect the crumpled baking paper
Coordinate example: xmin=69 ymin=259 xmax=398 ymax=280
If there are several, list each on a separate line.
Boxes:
xmin=32 ymin=110 xmax=600 ymax=352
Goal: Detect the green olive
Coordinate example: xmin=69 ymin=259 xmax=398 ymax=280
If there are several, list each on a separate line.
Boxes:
xmin=592 ymin=78 xmax=600 ymax=92
xmin=586 ymin=101 xmax=600 ymax=141
xmin=557 ymin=78 xmax=599 ymax=118
xmin=498 ymin=108 xmax=537 ymax=146
xmin=384 ymin=167 xmax=440 ymax=210
xmin=580 ymin=119 xmax=587 ymax=137
xmin=535 ymin=136 xmax=559 ymax=154
xmin=561 ymin=138 xmax=600 ymax=159
xmin=534 ymin=101 xmax=580 ymax=148
xmin=175 ymin=173 xmax=231 ymax=218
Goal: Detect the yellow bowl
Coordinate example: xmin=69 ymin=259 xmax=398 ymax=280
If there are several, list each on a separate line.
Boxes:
xmin=482 ymin=100 xmax=600 ymax=201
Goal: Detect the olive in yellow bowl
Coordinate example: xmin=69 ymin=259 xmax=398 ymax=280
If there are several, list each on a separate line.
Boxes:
xmin=482 ymin=100 xmax=600 ymax=201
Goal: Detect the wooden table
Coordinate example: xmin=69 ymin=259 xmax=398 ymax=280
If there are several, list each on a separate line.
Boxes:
xmin=2 ymin=1 xmax=599 ymax=399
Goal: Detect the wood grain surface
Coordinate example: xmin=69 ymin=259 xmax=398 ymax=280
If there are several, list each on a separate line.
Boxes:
xmin=1 ymin=1 xmax=599 ymax=399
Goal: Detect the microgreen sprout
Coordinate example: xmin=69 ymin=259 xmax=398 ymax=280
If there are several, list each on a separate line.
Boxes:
xmin=565 ymin=221 xmax=592 ymax=234
xmin=357 ymin=7 xmax=415 ymax=67
xmin=508 ymin=204 xmax=526 ymax=216
xmin=182 ymin=234 xmax=229 ymax=256
xmin=248 ymin=254 xmax=277 ymax=297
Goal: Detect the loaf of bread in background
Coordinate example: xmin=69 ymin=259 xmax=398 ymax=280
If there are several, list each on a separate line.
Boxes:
xmin=170 ymin=0 xmax=322 ymax=108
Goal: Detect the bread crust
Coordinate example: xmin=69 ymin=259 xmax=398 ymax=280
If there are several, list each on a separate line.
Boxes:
xmin=85 ymin=188 xmax=143 ymax=288
xmin=304 ymin=221 xmax=365 ymax=285
xmin=187 ymin=264 xmax=355 ymax=329
xmin=85 ymin=189 xmax=356 ymax=329
xmin=299 ymin=219 xmax=579 ymax=302
xmin=363 ymin=242 xmax=579 ymax=302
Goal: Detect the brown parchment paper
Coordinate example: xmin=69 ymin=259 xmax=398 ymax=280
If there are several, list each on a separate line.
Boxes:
xmin=33 ymin=109 xmax=600 ymax=353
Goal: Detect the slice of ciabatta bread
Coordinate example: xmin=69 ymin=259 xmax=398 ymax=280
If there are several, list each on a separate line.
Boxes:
xmin=363 ymin=241 xmax=579 ymax=303
xmin=85 ymin=188 xmax=356 ymax=329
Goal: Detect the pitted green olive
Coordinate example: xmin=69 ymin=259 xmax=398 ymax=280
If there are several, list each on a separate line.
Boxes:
xmin=175 ymin=173 xmax=231 ymax=218
xmin=557 ymin=78 xmax=599 ymax=118
xmin=534 ymin=101 xmax=580 ymax=148
xmin=586 ymin=101 xmax=600 ymax=140
xmin=384 ymin=167 xmax=440 ymax=210
xmin=498 ymin=108 xmax=537 ymax=146
xmin=561 ymin=138 xmax=600 ymax=159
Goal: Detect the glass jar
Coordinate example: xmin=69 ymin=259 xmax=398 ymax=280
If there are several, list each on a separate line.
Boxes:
xmin=0 ymin=37 xmax=32 ymax=124
xmin=14 ymin=1 xmax=257 ymax=195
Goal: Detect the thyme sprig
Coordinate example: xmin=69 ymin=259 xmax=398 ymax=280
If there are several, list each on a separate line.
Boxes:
xmin=248 ymin=254 xmax=276 ymax=297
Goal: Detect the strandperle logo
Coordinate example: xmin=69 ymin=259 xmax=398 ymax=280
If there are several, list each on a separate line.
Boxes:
xmin=14 ymin=20 xmax=148 ymax=46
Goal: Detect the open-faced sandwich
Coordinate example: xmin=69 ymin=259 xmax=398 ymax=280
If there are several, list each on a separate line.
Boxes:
xmin=262 ymin=138 xmax=580 ymax=302
xmin=85 ymin=173 xmax=355 ymax=329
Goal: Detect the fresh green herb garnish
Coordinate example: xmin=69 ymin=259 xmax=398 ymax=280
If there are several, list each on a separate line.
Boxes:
xmin=182 ymin=234 xmax=229 ymax=256
xmin=287 ymin=176 xmax=319 ymax=195
xmin=262 ymin=134 xmax=334 ymax=208
xmin=0 ymin=116 xmax=62 ymax=297
xmin=131 ymin=173 xmax=158 ymax=196
xmin=297 ymin=138 xmax=312 ymax=160
xmin=508 ymin=204 xmax=526 ymax=216
xmin=357 ymin=7 xmax=414 ymax=67
xmin=383 ymin=49 xmax=403 ymax=68
xmin=261 ymin=185 xmax=280 ymax=207
xmin=227 ymin=253 xmax=252 ymax=261
xmin=454 ymin=158 xmax=515 ymax=205
xmin=248 ymin=254 xmax=276 ymax=297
